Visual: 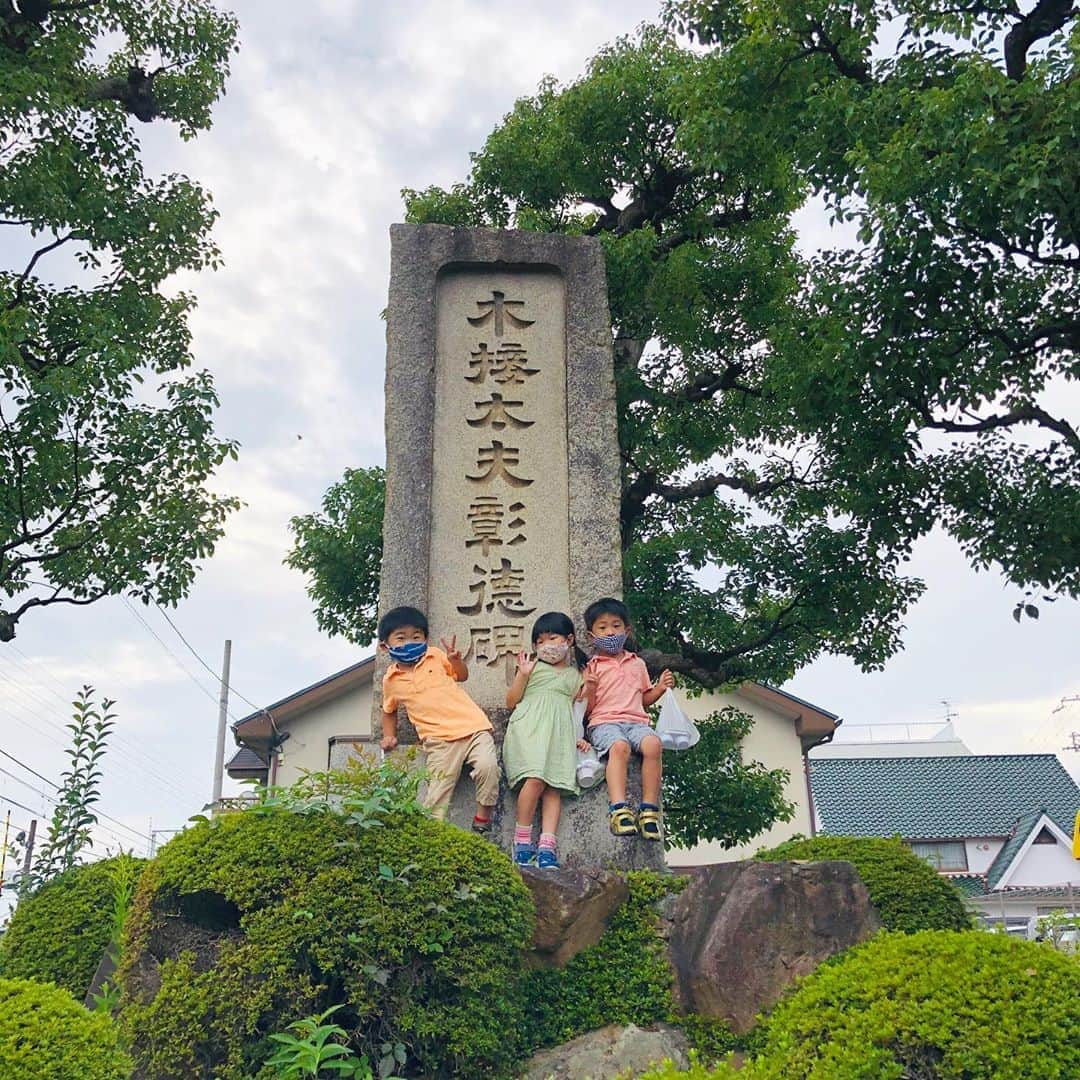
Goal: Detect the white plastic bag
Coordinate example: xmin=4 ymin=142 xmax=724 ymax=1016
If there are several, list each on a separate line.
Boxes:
xmin=573 ymin=698 xmax=605 ymax=788
xmin=655 ymin=689 xmax=699 ymax=751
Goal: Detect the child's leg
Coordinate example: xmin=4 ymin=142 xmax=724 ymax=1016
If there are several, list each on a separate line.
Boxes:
xmin=421 ymin=738 xmax=467 ymax=821
xmin=639 ymin=733 xmax=663 ymax=806
xmin=516 ymin=778 xmax=545 ymax=827
xmin=537 ymin=787 xmax=563 ymax=868
xmin=604 ymin=739 xmax=631 ymax=804
xmin=464 ymin=730 xmax=500 ymax=830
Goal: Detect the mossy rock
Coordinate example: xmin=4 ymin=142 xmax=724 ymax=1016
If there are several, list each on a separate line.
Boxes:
xmin=116 ymin=808 xmax=533 ymax=1079
xmin=756 ymin=835 xmax=971 ymax=933
xmin=0 ymin=856 xmax=144 ymax=998
xmin=639 ymin=930 xmax=1080 ymax=1079
xmin=0 ymin=976 xmax=131 ymax=1080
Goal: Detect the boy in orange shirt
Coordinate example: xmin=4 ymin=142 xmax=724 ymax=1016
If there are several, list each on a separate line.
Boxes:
xmin=379 ymin=606 xmax=498 ymax=831
xmin=582 ymin=597 xmax=674 ymax=840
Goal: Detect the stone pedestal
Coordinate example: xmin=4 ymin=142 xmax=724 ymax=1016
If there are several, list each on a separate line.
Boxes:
xmin=376 ymin=224 xmax=665 ymax=872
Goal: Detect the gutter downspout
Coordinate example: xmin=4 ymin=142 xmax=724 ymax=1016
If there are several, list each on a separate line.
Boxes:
xmin=802 ymin=717 xmax=842 ymax=837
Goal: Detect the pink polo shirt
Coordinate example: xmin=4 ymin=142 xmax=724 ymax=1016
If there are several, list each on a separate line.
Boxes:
xmin=585 ymin=651 xmax=652 ymax=727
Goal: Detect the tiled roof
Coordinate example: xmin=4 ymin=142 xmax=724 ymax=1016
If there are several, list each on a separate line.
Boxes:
xmin=985 ymin=808 xmax=1045 ymax=890
xmin=809 ymin=754 xmax=1080 ymax=840
xmin=226 ymin=746 xmax=268 ymax=771
xmin=948 ymin=874 xmax=989 ymax=898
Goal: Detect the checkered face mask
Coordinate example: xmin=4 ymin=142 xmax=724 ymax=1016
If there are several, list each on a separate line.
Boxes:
xmin=591 ymin=632 xmax=627 ymax=655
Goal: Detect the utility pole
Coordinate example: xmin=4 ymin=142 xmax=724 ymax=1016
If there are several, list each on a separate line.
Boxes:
xmin=211 ymin=639 xmax=232 ymax=811
xmin=1063 ymin=732 xmax=1080 ymax=753
xmin=20 ymin=818 xmax=36 ymax=880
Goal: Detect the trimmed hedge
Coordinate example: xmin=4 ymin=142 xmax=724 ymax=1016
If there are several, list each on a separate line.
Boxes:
xmin=0 ymin=856 xmax=144 ymax=998
xmin=756 ymin=835 xmax=971 ymax=932
xmin=0 ymin=977 xmax=131 ymax=1080
xmin=522 ymin=871 xmax=684 ymax=1050
xmin=639 ymin=930 xmax=1080 ymax=1079
xmin=116 ymin=808 xmax=534 ymax=1080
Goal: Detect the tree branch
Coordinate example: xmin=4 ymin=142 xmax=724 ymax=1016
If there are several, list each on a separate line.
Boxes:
xmin=1003 ymin=0 xmax=1075 ymax=81
xmin=86 ymin=66 xmax=160 ymax=123
xmin=5 ymin=232 xmax=74 ymax=310
xmin=925 ymin=402 xmax=1080 ymax=453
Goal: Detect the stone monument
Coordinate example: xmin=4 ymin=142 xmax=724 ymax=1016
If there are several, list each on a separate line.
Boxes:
xmin=375 ymin=223 xmax=664 ymax=871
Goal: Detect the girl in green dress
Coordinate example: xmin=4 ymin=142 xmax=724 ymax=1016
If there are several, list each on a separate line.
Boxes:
xmin=504 ymin=611 xmax=589 ymax=868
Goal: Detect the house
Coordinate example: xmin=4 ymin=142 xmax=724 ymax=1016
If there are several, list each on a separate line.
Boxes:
xmin=808 ymin=752 xmax=1080 ymax=931
xmin=227 ymin=656 xmax=839 ymax=863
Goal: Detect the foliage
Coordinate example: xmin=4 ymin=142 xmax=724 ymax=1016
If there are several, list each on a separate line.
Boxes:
xmin=0 ymin=976 xmax=131 ymax=1080
xmin=117 ymin=765 xmax=533 ymax=1080
xmin=18 ymin=687 xmax=115 ymax=895
xmin=663 ymin=705 xmax=794 ymax=849
xmin=286 ymin=467 xmax=385 ymax=646
xmin=678 ymin=1015 xmax=742 ymax=1067
xmin=88 ymin=851 xmax=142 ymax=1012
xmin=1034 ymin=908 xmax=1079 ymax=955
xmin=640 ymin=930 xmax=1080 ymax=1079
xmin=265 ymin=1005 xmax=380 ymax=1079
xmin=0 ymin=0 xmax=240 ymax=641
xmin=521 ymin=871 xmax=683 ymax=1051
xmin=757 ymin=835 xmax=972 ymax=933
xmin=0 ymin=854 xmax=144 ymax=998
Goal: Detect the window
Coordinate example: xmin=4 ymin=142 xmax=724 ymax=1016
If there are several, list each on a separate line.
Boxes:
xmin=909 ymin=840 xmax=968 ymax=871
xmin=1032 ymin=826 xmax=1057 ymax=845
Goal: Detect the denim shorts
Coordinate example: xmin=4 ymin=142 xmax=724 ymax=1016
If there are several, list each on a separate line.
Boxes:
xmin=588 ymin=721 xmax=660 ymax=755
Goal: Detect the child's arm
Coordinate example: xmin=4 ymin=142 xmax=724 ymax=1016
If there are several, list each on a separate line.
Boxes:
xmin=380 ymin=708 xmax=398 ymax=751
xmin=506 ymin=651 xmax=536 ymax=708
xmin=440 ymin=635 xmax=469 ymax=681
xmin=642 ymin=668 xmax=675 ymax=707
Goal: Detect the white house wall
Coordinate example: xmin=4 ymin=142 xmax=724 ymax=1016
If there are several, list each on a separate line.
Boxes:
xmin=666 ymin=688 xmax=811 ymax=867
xmin=1010 ymin=837 xmax=1079 ymax=888
xmin=274 ymin=682 xmax=374 ymax=787
xmin=965 ymin=837 xmax=1004 ymax=874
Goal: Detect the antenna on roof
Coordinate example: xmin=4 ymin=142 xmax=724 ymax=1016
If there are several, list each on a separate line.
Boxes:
xmin=1051 ymin=694 xmax=1079 ymax=715
xmin=940 ymin=699 xmax=959 ymax=724
xmin=1063 ymin=732 xmax=1080 ymax=754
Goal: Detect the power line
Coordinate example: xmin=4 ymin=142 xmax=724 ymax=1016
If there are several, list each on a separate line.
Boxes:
xmin=154 ymin=603 xmax=262 ymax=712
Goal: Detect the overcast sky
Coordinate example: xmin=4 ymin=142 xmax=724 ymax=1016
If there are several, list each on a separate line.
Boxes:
xmin=1 ymin=0 xmax=1077 ymax=893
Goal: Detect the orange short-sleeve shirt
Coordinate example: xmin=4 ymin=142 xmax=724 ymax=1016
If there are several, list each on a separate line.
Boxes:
xmin=382 ymin=645 xmax=492 ymax=743
xmin=585 ymin=651 xmax=652 ymax=727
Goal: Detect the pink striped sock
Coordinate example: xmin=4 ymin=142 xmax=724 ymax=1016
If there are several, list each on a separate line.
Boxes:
xmin=514 ymin=825 xmax=533 ymax=845
xmin=538 ymin=833 xmax=557 ymax=852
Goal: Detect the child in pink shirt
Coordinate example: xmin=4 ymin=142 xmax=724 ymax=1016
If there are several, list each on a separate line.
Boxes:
xmin=581 ymin=597 xmax=674 ymax=840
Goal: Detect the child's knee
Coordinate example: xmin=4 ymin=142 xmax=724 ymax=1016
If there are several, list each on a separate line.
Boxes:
xmin=640 ymin=735 xmax=662 ymax=758
xmin=607 ymin=739 xmax=631 ymax=759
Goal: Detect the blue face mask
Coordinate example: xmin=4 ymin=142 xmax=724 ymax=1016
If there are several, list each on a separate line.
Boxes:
xmin=591 ymin=632 xmax=627 ymax=655
xmin=388 ymin=641 xmax=427 ymax=665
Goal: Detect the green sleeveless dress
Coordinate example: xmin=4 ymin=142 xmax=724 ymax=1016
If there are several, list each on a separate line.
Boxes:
xmin=502 ymin=663 xmax=582 ymax=795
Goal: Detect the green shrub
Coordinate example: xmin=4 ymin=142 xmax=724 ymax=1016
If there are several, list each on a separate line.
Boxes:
xmin=521 ymin=871 xmax=683 ymax=1050
xmin=116 ymin=790 xmax=533 ymax=1080
xmin=0 ymin=977 xmax=131 ymax=1080
xmin=756 ymin=835 xmax=971 ymax=932
xmin=0 ymin=855 xmax=145 ymax=998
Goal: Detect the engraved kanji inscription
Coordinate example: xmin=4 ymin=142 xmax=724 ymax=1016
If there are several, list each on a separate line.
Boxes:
xmin=457 ymin=558 xmax=536 ymax=618
xmin=467 ymin=290 xmax=535 ymax=336
xmin=466 ymin=342 xmax=539 ymax=385
xmin=466 ymin=440 xmax=532 ymax=487
xmin=465 ymin=497 xmax=526 ymax=555
xmin=466 ymin=623 xmax=527 ymax=671
xmin=466 ymin=392 xmax=534 ymax=431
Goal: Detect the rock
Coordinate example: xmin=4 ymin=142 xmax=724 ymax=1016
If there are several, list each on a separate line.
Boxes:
xmin=520 ymin=1023 xmax=689 ymax=1080
xmin=666 ymin=859 xmax=880 ymax=1033
xmin=520 ymin=866 xmax=629 ymax=967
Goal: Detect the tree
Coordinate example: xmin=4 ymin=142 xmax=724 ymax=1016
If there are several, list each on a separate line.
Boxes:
xmin=0 ymin=0 xmax=240 ymax=641
xmin=292 ymin=5 xmax=1077 ymax=688
xmin=662 ymin=705 xmax=794 ymax=849
xmin=286 ymin=466 xmax=385 ymax=645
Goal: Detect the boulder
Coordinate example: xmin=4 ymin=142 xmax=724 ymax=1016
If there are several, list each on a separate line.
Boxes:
xmin=666 ymin=859 xmax=880 ymax=1033
xmin=521 ymin=866 xmax=629 ymax=967
xmin=520 ymin=1023 xmax=689 ymax=1080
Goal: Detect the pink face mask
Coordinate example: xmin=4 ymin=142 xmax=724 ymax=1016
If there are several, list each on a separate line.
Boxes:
xmin=536 ymin=641 xmax=570 ymax=664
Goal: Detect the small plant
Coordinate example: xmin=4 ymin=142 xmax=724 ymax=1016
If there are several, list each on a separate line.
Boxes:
xmin=1034 ymin=909 xmax=1078 ymax=955
xmin=19 ymin=687 xmax=116 ymax=896
xmin=266 ymin=1005 xmax=384 ymax=1079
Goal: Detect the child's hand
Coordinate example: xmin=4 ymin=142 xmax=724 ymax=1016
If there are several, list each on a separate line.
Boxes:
xmin=440 ymin=634 xmax=462 ymax=662
xmin=516 ymin=650 xmax=536 ymax=676
xmin=381 ymin=734 xmax=399 ymax=752
xmin=576 ymin=739 xmax=591 ymax=752
xmin=656 ymin=669 xmax=675 ymax=691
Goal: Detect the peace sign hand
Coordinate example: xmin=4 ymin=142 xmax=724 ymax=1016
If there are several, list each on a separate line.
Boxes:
xmin=440 ymin=635 xmax=462 ymax=662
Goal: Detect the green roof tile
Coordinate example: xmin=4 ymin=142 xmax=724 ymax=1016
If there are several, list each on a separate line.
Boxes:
xmin=809 ymin=754 xmax=1079 ymax=840
xmin=948 ymin=874 xmax=989 ymax=898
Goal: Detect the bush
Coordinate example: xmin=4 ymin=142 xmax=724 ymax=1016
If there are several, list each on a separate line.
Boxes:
xmin=639 ymin=930 xmax=1080 ymax=1079
xmin=0 ymin=855 xmax=144 ymax=998
xmin=116 ymin=766 xmax=534 ymax=1080
xmin=756 ymin=835 xmax=971 ymax=932
xmin=522 ymin=871 xmax=683 ymax=1050
xmin=0 ymin=977 xmax=131 ymax=1080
